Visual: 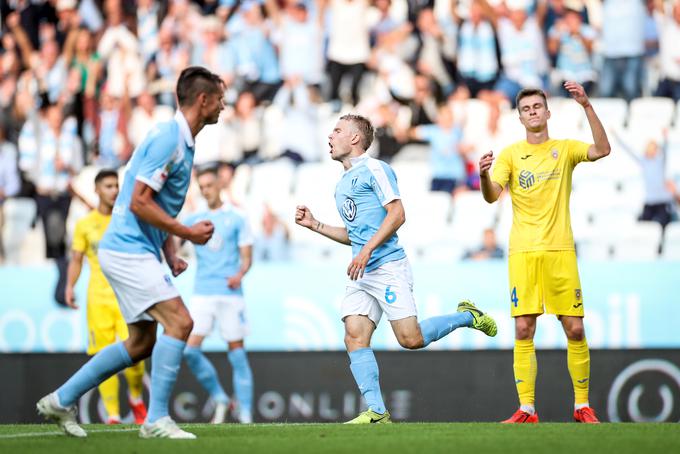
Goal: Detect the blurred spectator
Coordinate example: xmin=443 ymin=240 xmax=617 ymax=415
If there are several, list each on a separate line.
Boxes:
xmin=368 ymin=0 xmax=405 ymax=45
xmin=231 ymin=91 xmax=264 ymax=164
xmin=0 ymin=126 xmax=21 ymax=263
xmin=410 ymin=104 xmax=471 ymax=195
xmin=325 ymin=0 xmax=371 ymax=107
xmin=413 ymin=7 xmax=457 ymax=96
xmin=548 ymin=8 xmax=597 ymax=95
xmin=455 ymin=0 xmax=500 ymax=99
xmin=598 ymin=0 xmax=646 ymax=101
xmin=87 ymin=85 xmax=132 ymax=168
xmin=653 ymin=0 xmax=680 ymax=102
xmin=127 ymin=90 xmax=174 ymax=149
xmin=613 ymin=128 xmax=674 ymax=228
xmin=191 ymin=15 xmax=233 ymax=81
xmin=147 ymin=25 xmax=191 ymax=107
xmin=253 ymin=204 xmax=290 ymax=261
xmin=481 ymin=0 xmax=549 ymax=107
xmin=267 ymin=0 xmax=325 ymax=87
xmin=137 ymin=0 xmax=160 ymax=64
xmin=273 ymin=78 xmax=323 ymax=164
xmin=226 ymin=1 xmax=282 ymax=103
xmin=463 ymin=228 xmax=504 ymax=260
xmin=18 ymin=100 xmax=82 ymax=305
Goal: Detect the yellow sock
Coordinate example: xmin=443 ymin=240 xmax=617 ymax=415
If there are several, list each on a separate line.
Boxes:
xmin=514 ymin=339 xmax=537 ymax=407
xmin=98 ymin=374 xmax=120 ymax=419
xmin=124 ymin=360 xmax=146 ymax=401
xmin=567 ymin=338 xmax=590 ymax=406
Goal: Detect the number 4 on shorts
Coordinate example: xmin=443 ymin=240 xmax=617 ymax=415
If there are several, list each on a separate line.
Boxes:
xmin=511 ymin=287 xmax=519 ymax=307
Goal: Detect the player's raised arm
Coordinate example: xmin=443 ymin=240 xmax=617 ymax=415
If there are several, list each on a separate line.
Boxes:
xmin=295 ymin=204 xmax=351 ymax=245
xmin=564 ymin=81 xmax=611 ymax=161
xmin=347 ymin=198 xmax=406 ymax=280
xmin=479 ymin=151 xmax=503 ymax=203
xmin=130 ymin=180 xmax=214 ymax=244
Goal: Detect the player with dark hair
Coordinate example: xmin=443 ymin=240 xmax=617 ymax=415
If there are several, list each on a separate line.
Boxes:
xmin=37 ymin=66 xmax=225 ymax=439
xmin=479 ymin=82 xmax=611 ymax=423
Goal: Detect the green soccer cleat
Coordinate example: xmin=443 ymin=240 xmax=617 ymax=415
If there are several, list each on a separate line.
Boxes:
xmin=457 ymin=300 xmax=498 ymax=337
xmin=344 ymin=409 xmax=392 ymax=424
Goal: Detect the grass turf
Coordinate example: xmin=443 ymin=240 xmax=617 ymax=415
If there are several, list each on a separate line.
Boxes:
xmin=1 ymin=423 xmax=678 ymax=454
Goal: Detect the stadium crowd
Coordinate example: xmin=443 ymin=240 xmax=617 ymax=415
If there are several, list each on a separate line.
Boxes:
xmin=1 ymin=0 xmax=680 ymax=276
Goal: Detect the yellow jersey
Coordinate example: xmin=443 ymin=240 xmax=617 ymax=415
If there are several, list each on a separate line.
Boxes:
xmin=72 ymin=210 xmax=116 ymax=304
xmin=491 ymin=138 xmax=590 ymax=254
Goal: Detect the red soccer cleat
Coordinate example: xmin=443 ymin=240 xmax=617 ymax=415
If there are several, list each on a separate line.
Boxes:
xmin=574 ymin=406 xmax=600 ymax=423
xmin=502 ymin=408 xmax=539 ymax=423
xmin=106 ymin=417 xmax=121 ymax=425
xmin=129 ymin=398 xmax=148 ymax=425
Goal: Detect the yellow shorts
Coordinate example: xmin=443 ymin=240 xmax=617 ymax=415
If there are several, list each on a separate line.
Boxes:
xmin=86 ymin=299 xmax=129 ymax=355
xmin=508 ymin=250 xmax=584 ymax=317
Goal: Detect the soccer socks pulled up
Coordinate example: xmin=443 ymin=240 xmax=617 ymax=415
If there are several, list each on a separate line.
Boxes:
xmin=348 ymin=348 xmax=386 ymax=414
xmin=123 ymin=360 xmax=146 ymax=401
xmin=228 ymin=348 xmax=254 ymax=415
xmin=57 ymin=342 xmax=133 ymax=407
xmin=419 ymin=312 xmax=473 ymax=347
xmin=147 ymin=335 xmax=186 ymax=423
xmin=184 ymin=346 xmax=229 ymax=404
xmin=98 ymin=374 xmax=121 ymax=420
xmin=567 ymin=338 xmax=591 ymax=407
xmin=513 ymin=339 xmax=537 ymax=409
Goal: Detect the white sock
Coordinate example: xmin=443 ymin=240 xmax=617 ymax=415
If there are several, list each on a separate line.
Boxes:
xmin=520 ymin=404 xmax=536 ymax=415
xmin=575 ymin=402 xmax=590 ymax=410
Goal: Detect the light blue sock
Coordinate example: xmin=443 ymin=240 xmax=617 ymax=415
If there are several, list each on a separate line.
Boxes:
xmin=348 ymin=348 xmax=386 ymax=414
xmin=419 ymin=312 xmax=473 ymax=347
xmin=184 ymin=346 xmax=229 ymax=404
xmin=147 ymin=335 xmax=186 ymax=423
xmin=228 ymin=348 xmax=253 ymax=414
xmin=56 ymin=342 xmax=132 ymax=407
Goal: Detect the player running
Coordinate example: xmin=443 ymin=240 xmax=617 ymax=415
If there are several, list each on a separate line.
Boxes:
xmin=37 ymin=66 xmax=225 ymax=439
xmin=295 ymin=114 xmax=497 ymax=424
xmin=182 ymin=167 xmax=254 ymax=424
xmin=64 ymin=169 xmax=147 ymax=425
xmin=479 ymin=82 xmax=610 ymax=423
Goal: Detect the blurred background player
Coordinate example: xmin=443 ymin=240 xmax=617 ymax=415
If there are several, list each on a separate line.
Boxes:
xmin=295 ymin=114 xmax=497 ymax=424
xmin=479 ymin=82 xmax=611 ymax=424
xmin=37 ymin=66 xmax=223 ymax=439
xmin=64 ymin=169 xmax=147 ymax=425
xmin=182 ymin=166 xmax=254 ymax=424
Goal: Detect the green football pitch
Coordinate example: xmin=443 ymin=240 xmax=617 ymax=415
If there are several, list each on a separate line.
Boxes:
xmin=1 ymin=423 xmax=678 ymax=454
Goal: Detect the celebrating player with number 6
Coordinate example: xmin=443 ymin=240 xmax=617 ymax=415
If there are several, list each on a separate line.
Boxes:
xmin=296 ymin=114 xmax=498 ymax=424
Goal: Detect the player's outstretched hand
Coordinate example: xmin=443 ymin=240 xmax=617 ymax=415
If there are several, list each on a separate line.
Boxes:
xmin=168 ymin=256 xmax=188 ymax=277
xmin=479 ymin=151 xmax=494 ymax=175
xmin=347 ymin=246 xmax=372 ymax=281
xmin=64 ymin=286 xmax=78 ymax=309
xmin=564 ymin=81 xmax=589 ymax=107
xmin=295 ymin=205 xmax=316 ymax=229
xmin=188 ymin=220 xmax=214 ymax=244
xmin=227 ymin=274 xmax=242 ymax=290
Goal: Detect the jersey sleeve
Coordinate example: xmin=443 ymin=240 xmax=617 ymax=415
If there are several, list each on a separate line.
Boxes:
xmin=72 ymin=218 xmax=88 ymax=253
xmin=490 ymin=146 xmax=513 ymax=188
xmin=566 ymin=139 xmax=591 ymax=166
xmin=237 ymin=214 xmax=255 ymax=248
xmin=368 ymin=161 xmax=401 ymax=206
xmin=136 ymin=123 xmax=181 ymax=192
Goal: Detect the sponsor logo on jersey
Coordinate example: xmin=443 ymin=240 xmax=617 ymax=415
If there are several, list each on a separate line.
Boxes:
xmin=518 ymin=170 xmax=535 ymax=189
xmin=342 ymin=198 xmax=357 ymax=221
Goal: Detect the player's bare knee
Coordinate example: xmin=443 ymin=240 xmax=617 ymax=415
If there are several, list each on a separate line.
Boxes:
xmin=398 ymin=336 xmax=423 ymax=350
xmin=176 ymin=317 xmax=194 ymax=340
xmin=566 ymin=325 xmax=585 ymax=341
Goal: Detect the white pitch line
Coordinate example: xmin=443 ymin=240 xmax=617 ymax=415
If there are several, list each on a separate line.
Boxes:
xmin=0 ymin=428 xmax=139 ymax=440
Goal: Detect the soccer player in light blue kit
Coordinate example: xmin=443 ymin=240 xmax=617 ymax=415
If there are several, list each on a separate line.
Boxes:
xmin=37 ymin=67 xmax=225 ymax=439
xmin=295 ymin=114 xmax=498 ymax=423
xmin=182 ymin=167 xmax=255 ymax=424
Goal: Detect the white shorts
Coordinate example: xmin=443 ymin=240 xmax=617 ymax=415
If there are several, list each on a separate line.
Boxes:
xmin=98 ymin=249 xmax=181 ymax=323
xmin=341 ymin=257 xmax=417 ymax=326
xmin=189 ymin=295 xmax=249 ymax=342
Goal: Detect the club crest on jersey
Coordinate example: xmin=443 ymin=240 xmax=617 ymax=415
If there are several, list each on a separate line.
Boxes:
xmin=575 ymin=289 xmax=582 ymax=300
xmin=551 ymin=148 xmax=559 ymax=160
xmin=518 ymin=170 xmax=535 ymax=189
xmin=342 ymin=198 xmax=357 ymax=221
xmin=206 ymin=232 xmax=224 ymax=252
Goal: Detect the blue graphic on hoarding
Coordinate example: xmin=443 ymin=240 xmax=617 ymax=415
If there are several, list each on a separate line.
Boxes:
xmin=0 ymin=260 xmax=679 ymax=352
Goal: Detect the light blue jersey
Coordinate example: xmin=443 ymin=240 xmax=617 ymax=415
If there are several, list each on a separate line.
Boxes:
xmin=100 ymin=111 xmax=195 ymax=259
xmin=184 ymin=204 xmax=254 ymax=296
xmin=334 ymin=154 xmax=406 ymax=272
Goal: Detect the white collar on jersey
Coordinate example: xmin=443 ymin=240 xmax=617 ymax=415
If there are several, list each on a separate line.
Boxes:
xmin=349 ymin=153 xmax=369 ymax=167
xmin=174 ymin=110 xmax=195 ymax=148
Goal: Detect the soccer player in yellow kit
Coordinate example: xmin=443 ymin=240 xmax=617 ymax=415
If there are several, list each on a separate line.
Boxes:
xmin=65 ymin=169 xmax=148 ymax=424
xmin=479 ymin=82 xmax=611 ymax=423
